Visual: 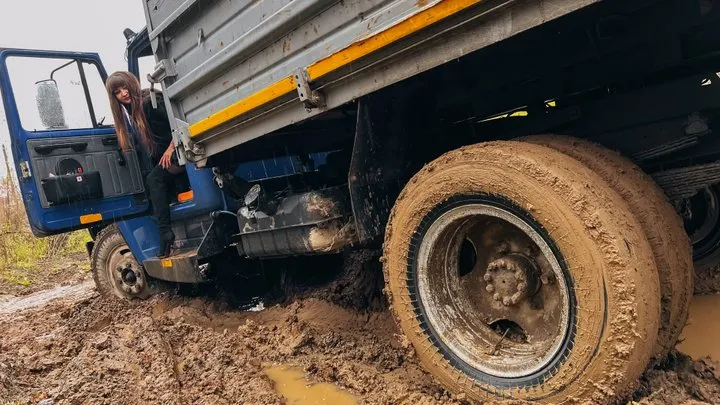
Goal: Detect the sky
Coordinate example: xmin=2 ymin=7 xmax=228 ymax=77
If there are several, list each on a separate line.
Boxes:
xmin=0 ymin=1 xmax=149 ymax=179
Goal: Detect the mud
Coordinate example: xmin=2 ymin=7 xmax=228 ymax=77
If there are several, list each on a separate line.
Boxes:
xmin=677 ymin=294 xmax=720 ymax=362
xmin=694 ymin=263 xmax=720 ymax=295
xmin=264 ymin=364 xmax=358 ymax=404
xmin=0 ymin=255 xmax=719 ymax=404
xmin=0 ymin=281 xmax=94 ymax=315
xmin=0 ymin=289 xmax=466 ymax=404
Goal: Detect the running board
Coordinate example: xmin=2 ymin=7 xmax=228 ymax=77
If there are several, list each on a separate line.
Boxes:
xmin=143 ymin=249 xmax=208 ymax=283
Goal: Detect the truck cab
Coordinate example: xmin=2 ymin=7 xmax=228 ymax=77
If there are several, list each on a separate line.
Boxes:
xmin=0 ymin=30 xmax=243 ymax=297
xmin=0 ymin=28 xmax=346 ymax=299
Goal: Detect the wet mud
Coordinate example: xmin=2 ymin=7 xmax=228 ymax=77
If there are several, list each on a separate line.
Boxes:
xmin=0 ymin=255 xmax=719 ymax=404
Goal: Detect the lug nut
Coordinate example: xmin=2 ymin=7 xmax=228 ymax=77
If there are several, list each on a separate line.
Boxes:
xmin=502 ymin=296 xmax=512 ymax=306
xmin=495 ymin=241 xmax=510 ymax=254
xmin=517 ymin=282 xmax=527 ymax=293
xmin=486 ymin=284 xmax=495 ymax=293
xmin=493 ymin=293 xmax=502 ymax=302
xmin=484 ymin=273 xmax=493 ymax=282
xmin=540 ymin=274 xmax=553 ymax=285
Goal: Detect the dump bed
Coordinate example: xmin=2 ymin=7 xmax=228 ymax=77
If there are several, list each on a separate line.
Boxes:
xmin=144 ymin=0 xmax=597 ymax=162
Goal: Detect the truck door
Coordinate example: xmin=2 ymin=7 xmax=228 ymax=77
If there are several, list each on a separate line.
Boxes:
xmin=0 ymin=49 xmax=149 ymax=236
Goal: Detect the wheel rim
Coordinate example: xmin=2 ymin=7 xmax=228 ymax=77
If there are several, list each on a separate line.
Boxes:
xmin=684 ymin=186 xmax=720 ymax=261
xmin=415 ymin=201 xmax=571 ymax=379
xmin=106 ymin=244 xmax=147 ymax=298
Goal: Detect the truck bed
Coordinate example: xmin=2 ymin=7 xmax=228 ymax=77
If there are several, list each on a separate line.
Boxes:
xmin=144 ymin=0 xmax=597 ymax=161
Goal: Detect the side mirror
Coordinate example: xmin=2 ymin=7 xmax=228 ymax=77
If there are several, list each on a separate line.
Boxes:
xmin=35 ymin=79 xmax=67 ymax=129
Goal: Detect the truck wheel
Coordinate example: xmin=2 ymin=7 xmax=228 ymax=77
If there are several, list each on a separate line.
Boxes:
xmin=684 ymin=185 xmax=720 ymax=274
xmin=92 ymin=225 xmax=153 ymax=300
xmin=382 ymin=141 xmax=660 ymax=402
xmin=522 ymin=135 xmax=693 ymax=360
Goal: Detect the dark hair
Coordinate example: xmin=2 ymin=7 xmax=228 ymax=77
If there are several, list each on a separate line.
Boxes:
xmin=105 ymin=71 xmax=154 ymax=154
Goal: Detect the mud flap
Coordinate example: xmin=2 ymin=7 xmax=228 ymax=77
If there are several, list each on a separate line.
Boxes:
xmin=349 ymin=95 xmax=413 ymax=244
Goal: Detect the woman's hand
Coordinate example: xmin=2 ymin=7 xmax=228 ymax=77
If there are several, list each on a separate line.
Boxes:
xmin=159 ymin=143 xmax=175 ymax=169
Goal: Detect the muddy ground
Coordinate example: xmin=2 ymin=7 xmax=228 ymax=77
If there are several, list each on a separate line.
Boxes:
xmin=1 ymin=253 xmax=720 ymax=404
xmin=0 ymin=253 xmax=89 ymax=298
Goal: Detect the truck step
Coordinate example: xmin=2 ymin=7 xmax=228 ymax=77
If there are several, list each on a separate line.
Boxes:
xmin=143 ymin=249 xmax=207 ymax=284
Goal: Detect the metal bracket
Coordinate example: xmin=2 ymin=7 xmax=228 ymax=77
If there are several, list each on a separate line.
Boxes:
xmin=173 ymin=118 xmax=191 ymax=144
xmin=172 ymin=118 xmax=192 ymax=165
xmin=183 ymin=141 xmax=206 ymax=164
xmin=173 ymin=118 xmax=205 ymax=164
xmin=146 ymin=58 xmax=177 ymax=84
xmin=293 ymin=69 xmax=326 ymax=110
xmin=19 ymin=161 xmax=31 ymax=179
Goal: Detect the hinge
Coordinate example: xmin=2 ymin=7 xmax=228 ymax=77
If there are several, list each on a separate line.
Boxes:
xmin=183 ymin=141 xmax=205 ymax=163
xmin=293 ymin=69 xmax=326 ymax=110
xmin=172 ymin=119 xmax=192 ymax=165
xmin=146 ymin=58 xmax=177 ymax=84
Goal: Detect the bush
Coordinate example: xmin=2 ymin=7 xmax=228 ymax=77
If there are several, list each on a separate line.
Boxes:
xmin=0 ymin=173 xmax=90 ymax=285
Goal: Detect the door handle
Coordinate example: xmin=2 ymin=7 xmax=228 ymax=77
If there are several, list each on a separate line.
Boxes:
xmin=34 ymin=142 xmax=88 ymax=155
xmin=116 ymin=149 xmax=126 ymax=166
xmin=101 ymin=137 xmax=126 ymax=166
xmin=101 ymin=137 xmax=118 ymax=146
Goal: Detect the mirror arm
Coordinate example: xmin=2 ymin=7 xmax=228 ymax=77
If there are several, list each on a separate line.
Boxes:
xmin=48 ymin=60 xmax=75 ymax=81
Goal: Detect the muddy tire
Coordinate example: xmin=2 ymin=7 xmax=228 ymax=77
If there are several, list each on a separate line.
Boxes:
xmin=92 ymin=225 xmax=154 ymax=300
xmin=522 ymin=135 xmax=693 ymax=360
xmin=382 ymin=141 xmax=660 ymax=402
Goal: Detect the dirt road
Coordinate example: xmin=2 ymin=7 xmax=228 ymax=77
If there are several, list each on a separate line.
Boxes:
xmin=1 ymin=268 xmax=719 ymax=404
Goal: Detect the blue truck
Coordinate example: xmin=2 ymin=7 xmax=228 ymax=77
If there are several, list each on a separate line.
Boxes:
xmin=2 ymin=0 xmax=720 ymax=402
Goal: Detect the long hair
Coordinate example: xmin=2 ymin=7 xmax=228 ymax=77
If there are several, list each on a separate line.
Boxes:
xmin=105 ymin=71 xmax=154 ymax=154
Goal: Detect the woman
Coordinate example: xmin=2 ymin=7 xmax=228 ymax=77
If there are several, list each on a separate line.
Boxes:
xmin=106 ymin=71 xmax=179 ymax=257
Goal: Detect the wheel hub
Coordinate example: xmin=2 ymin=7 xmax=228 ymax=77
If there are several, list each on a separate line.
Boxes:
xmin=484 ymin=253 xmax=540 ymax=306
xmin=416 ymin=202 xmax=570 ymax=378
xmin=121 ymin=268 xmax=137 ymax=284
xmin=114 ymin=259 xmax=146 ymax=296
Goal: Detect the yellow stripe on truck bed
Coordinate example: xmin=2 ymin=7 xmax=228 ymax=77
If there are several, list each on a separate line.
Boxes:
xmin=189 ymin=76 xmax=297 ymax=137
xmin=188 ymin=0 xmax=484 ymax=138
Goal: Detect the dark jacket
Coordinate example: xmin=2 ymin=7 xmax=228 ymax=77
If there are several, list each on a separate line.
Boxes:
xmin=141 ymin=90 xmax=173 ymax=165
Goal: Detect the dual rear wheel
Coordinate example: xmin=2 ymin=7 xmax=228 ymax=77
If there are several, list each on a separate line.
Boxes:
xmin=383 ymin=137 xmax=693 ymax=402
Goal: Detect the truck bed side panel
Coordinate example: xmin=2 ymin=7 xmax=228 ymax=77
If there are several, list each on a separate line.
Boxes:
xmin=145 ymin=0 xmax=597 ymax=159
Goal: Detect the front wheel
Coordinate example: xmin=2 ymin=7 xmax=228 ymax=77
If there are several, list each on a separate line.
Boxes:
xmin=383 ymin=141 xmax=660 ymax=402
xmin=91 ymin=225 xmax=153 ymax=300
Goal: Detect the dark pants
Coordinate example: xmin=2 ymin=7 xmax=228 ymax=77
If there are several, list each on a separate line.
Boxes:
xmin=146 ymin=165 xmax=175 ymax=234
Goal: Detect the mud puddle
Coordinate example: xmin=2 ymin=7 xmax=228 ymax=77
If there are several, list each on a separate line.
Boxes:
xmin=677 ymin=294 xmax=720 ymax=363
xmin=265 ymin=364 xmax=358 ymax=404
xmin=0 ymin=280 xmax=94 ymax=316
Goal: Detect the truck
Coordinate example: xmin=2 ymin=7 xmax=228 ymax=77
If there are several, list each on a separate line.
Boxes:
xmin=1 ymin=0 xmax=719 ymax=402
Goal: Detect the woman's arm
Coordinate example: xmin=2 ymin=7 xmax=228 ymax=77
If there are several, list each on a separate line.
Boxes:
xmin=159 ymin=141 xmax=175 ymax=169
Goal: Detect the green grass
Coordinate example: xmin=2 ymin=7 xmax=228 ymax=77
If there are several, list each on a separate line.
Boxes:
xmin=0 ymin=178 xmax=92 ymax=289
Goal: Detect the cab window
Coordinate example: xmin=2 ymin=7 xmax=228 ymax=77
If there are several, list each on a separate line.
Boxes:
xmin=5 ymin=56 xmax=109 ymax=132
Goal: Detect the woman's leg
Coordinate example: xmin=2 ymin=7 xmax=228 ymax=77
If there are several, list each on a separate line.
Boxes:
xmin=146 ymin=165 xmax=175 ymax=255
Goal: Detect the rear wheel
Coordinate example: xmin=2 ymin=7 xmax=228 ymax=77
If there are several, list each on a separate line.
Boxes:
xmin=92 ymin=225 xmax=153 ymax=300
xmin=523 ymin=135 xmax=693 ymax=360
xmin=383 ymin=141 xmax=660 ymax=402
xmin=684 ymin=185 xmax=720 ymax=267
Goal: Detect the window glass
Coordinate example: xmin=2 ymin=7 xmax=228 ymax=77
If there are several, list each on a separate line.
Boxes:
xmin=138 ymin=55 xmax=156 ymax=89
xmin=82 ymin=62 xmax=112 ymax=126
xmin=6 ymin=57 xmax=107 ymax=131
